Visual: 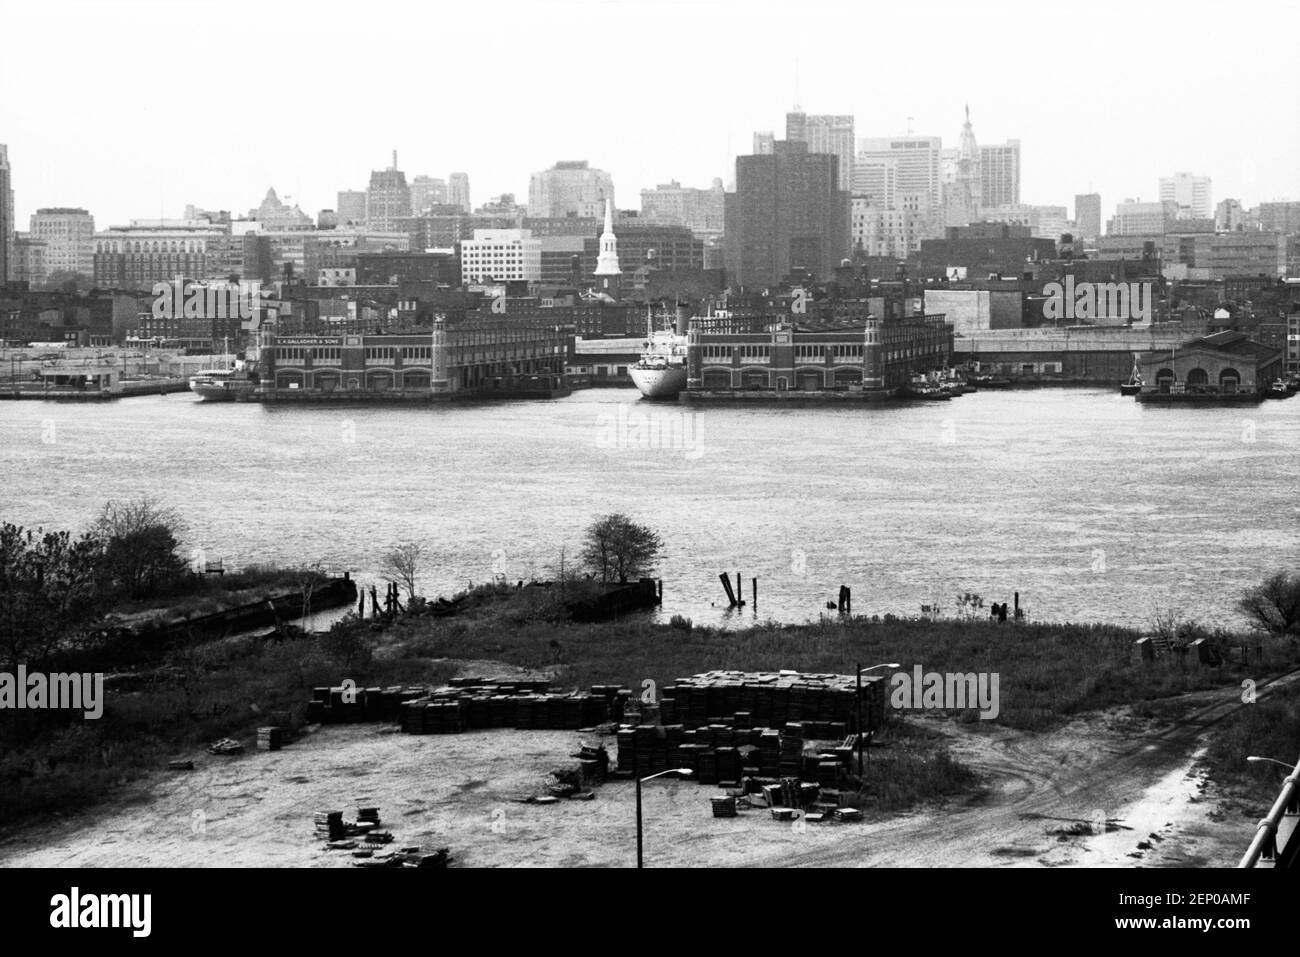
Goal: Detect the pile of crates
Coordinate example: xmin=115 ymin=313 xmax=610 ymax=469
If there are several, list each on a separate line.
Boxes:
xmin=659 ymin=671 xmax=886 ymax=734
xmin=305 ymin=678 xmax=632 ymax=734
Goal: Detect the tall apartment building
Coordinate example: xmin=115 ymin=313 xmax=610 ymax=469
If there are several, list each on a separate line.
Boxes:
xmin=0 ymin=145 xmax=13 ymax=282
xmin=1159 ymin=173 xmax=1212 ymax=219
xmin=979 ymin=140 xmax=1020 ymax=208
xmin=786 ymin=111 xmax=855 ymax=192
xmin=448 ymin=172 xmax=471 ymax=213
xmin=752 ymin=132 xmax=775 ymax=155
xmin=723 ymin=139 xmax=850 ymax=288
xmin=1074 ymin=193 xmax=1102 ymax=240
xmin=366 ymin=156 xmax=412 ymax=232
xmin=857 ymin=136 xmax=943 ymax=216
xmin=29 ymin=208 xmax=96 ymax=278
xmin=459 ymin=228 xmax=541 ymax=283
xmin=13 ymin=235 xmax=47 ymax=285
xmin=336 ymin=190 xmax=367 ymax=225
xmin=639 ymin=179 xmax=725 ymax=235
xmin=409 ymin=176 xmax=447 ymax=215
xmin=851 ymin=199 xmax=924 ymax=259
xmin=852 ymin=157 xmax=898 ymax=208
xmin=528 ymin=161 xmax=614 ymax=219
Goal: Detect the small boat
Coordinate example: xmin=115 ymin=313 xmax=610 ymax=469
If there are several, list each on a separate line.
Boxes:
xmin=1120 ymin=357 xmax=1144 ymax=396
xmin=969 ymin=373 xmax=1011 ymax=389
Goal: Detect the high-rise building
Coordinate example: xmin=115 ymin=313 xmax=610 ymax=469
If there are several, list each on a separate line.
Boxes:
xmin=786 ymin=111 xmax=855 ymax=192
xmin=1074 ymin=193 xmax=1102 ymax=240
xmin=752 ymin=132 xmax=775 ymax=155
xmin=528 ymin=161 xmax=614 ymax=219
xmin=13 ymin=235 xmax=47 ymax=285
xmin=366 ymin=153 xmax=411 ymax=231
xmin=448 ymin=172 xmax=471 ymax=213
xmin=639 ymin=179 xmax=725 ymax=236
xmin=851 ymin=156 xmax=898 ymax=208
xmin=857 ymin=135 xmax=943 ymax=217
xmin=409 ymin=176 xmax=447 ymax=215
xmin=851 ymin=199 xmax=924 ymax=259
xmin=979 ymin=139 xmax=1020 ymax=208
xmin=336 ymin=190 xmax=367 ymax=225
xmin=0 ymin=145 xmax=13 ymax=282
xmin=1159 ymin=173 xmax=1212 ymax=219
xmin=941 ymin=107 xmax=982 ymax=227
xmin=723 ymin=139 xmax=850 ymax=289
xmin=29 ymin=208 xmax=96 ymax=278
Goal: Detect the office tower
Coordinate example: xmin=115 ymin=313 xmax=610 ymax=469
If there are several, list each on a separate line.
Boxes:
xmin=448 ymin=172 xmax=471 ymax=213
xmin=366 ymin=152 xmax=411 ymax=231
xmin=336 ymin=190 xmax=367 ymax=225
xmin=528 ymin=161 xmax=614 ymax=219
xmin=786 ymin=111 xmax=855 ymax=192
xmin=409 ymin=176 xmax=447 ymax=215
xmin=857 ymin=134 xmax=943 ymax=216
xmin=1159 ymin=173 xmax=1212 ymax=219
xmin=752 ymin=132 xmax=775 ymax=155
xmin=0 ymin=145 xmax=13 ymax=282
xmin=979 ymin=139 xmax=1020 ymax=208
xmin=1074 ymin=193 xmax=1102 ymax=240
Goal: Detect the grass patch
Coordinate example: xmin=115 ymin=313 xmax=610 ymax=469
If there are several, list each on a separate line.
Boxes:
xmin=1202 ymin=679 xmax=1300 ymax=801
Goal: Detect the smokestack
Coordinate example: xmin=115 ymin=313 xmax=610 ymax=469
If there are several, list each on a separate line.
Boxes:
xmin=392 ymin=149 xmax=398 ymax=170
xmin=675 ymin=302 xmax=690 ymax=336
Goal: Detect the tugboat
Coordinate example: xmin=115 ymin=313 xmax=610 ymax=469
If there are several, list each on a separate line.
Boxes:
xmin=1264 ymin=378 xmax=1292 ymax=399
xmin=1120 ymin=358 xmax=1144 ymax=396
xmin=902 ymin=373 xmax=951 ymax=400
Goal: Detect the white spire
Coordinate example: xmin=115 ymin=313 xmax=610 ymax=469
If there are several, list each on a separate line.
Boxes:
xmin=594 ymin=197 xmax=621 ymax=276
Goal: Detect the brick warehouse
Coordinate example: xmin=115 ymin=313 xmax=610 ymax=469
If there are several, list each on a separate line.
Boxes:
xmin=253 ymin=316 xmax=573 ymax=399
xmin=686 ymin=310 xmax=953 ymax=394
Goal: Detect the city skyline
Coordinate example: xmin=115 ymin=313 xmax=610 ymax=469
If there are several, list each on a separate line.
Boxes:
xmin=2 ymin=0 xmax=1297 ymax=229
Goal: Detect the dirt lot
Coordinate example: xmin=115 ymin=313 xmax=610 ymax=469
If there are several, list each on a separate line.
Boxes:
xmin=0 ymin=673 xmax=1285 ymax=868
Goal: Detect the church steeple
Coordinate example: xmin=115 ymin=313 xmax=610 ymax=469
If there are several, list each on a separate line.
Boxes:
xmin=594 ymin=197 xmax=621 ymax=277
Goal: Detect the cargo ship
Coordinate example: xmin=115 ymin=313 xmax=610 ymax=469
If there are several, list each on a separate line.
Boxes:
xmin=629 ymin=304 xmax=690 ymax=400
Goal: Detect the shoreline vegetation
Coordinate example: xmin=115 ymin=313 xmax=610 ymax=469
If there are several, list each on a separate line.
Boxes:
xmin=1 ymin=505 xmax=1297 ymax=835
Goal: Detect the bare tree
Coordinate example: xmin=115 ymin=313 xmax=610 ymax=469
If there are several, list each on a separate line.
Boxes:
xmin=1238 ymin=571 xmax=1300 ymax=638
xmin=95 ymin=497 xmax=187 ymax=598
xmin=382 ymin=542 xmax=423 ymax=600
xmin=580 ymin=514 xmax=663 ymax=585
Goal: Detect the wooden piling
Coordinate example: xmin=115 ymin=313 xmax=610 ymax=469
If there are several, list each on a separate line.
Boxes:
xmin=719 ymin=573 xmax=737 ymax=607
xmin=751 ymin=577 xmax=757 ymax=608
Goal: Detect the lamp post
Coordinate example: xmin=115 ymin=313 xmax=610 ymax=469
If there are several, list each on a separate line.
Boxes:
xmin=856 ymin=663 xmax=900 ymax=772
xmin=1246 ymin=756 xmax=1297 ymax=772
xmin=635 ymin=765 xmax=693 ymax=869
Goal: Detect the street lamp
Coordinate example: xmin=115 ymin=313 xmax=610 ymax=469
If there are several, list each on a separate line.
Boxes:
xmin=856 ymin=663 xmax=900 ymax=771
xmin=635 ymin=766 xmax=693 ymax=868
xmin=1246 ymin=756 xmax=1298 ymax=773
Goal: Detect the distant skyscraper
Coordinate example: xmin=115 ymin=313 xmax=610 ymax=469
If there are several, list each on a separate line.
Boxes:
xmin=528 ymin=161 xmax=614 ymax=219
xmin=366 ymin=152 xmax=411 ymax=231
xmin=0 ymin=145 xmax=13 ymax=282
xmin=724 ymin=139 xmax=850 ymax=288
xmin=409 ymin=176 xmax=447 ymax=215
xmin=1074 ymin=193 xmax=1102 ymax=240
xmin=1214 ymin=198 xmax=1244 ymax=232
xmin=1159 ymin=173 xmax=1212 ymax=219
xmin=752 ymin=132 xmax=775 ymax=155
xmin=857 ymin=135 xmax=943 ymax=216
xmin=979 ymin=139 xmax=1020 ymax=208
xmin=1110 ymin=199 xmax=1178 ymax=235
xmin=786 ymin=111 xmax=855 ymax=192
xmin=851 ymin=156 xmax=897 ymax=207
xmin=448 ymin=172 xmax=471 ymax=213
xmin=29 ymin=208 xmax=96 ymax=277
xmin=336 ymin=190 xmax=367 ymax=225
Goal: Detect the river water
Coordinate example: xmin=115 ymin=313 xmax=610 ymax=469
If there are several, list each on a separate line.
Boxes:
xmin=1 ymin=387 xmax=1296 ymax=631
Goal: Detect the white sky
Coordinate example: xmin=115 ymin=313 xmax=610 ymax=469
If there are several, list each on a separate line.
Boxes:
xmin=3 ymin=0 xmax=1297 ymax=227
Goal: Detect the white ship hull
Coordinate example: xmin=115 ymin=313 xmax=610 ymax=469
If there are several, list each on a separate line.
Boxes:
xmin=629 ymin=364 xmax=688 ymax=399
xmin=189 ymin=376 xmax=252 ymax=402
